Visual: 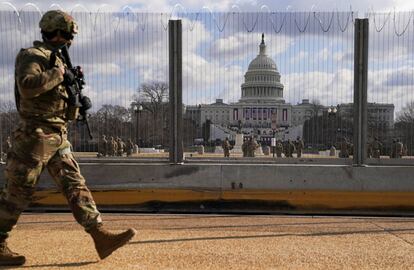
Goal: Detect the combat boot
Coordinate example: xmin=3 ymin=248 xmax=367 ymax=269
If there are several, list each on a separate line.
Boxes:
xmin=88 ymin=225 xmax=136 ymax=260
xmin=0 ymin=240 xmax=26 ymax=266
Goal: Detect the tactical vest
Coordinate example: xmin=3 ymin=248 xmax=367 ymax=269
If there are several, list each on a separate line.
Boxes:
xmin=15 ymin=42 xmax=70 ymax=129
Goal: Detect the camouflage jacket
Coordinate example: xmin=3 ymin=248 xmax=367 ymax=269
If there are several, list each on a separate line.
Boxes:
xmin=15 ymin=41 xmax=69 ymax=130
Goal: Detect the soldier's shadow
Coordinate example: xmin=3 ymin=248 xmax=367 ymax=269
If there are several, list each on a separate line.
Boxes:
xmin=15 ymin=260 xmax=98 ymax=268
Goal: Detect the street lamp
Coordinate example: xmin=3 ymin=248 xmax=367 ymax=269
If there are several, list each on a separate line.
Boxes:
xmin=134 ymin=104 xmax=143 ymax=146
xmin=327 ymin=107 xmax=337 ymax=116
xmin=327 ymin=106 xmax=338 ymax=147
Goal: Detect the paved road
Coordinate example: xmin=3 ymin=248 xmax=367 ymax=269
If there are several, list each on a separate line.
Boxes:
xmin=5 ymin=213 xmax=414 ymax=269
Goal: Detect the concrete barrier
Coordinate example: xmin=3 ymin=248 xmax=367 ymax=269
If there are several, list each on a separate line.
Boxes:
xmin=1 ymin=162 xmax=414 ymax=214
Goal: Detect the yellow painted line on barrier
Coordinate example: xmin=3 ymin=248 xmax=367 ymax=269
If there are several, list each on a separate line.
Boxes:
xmin=32 ymin=189 xmax=414 ymax=209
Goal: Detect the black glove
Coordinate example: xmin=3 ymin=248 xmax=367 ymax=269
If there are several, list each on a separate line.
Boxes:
xmin=63 ymin=68 xmax=76 ymax=85
xmin=80 ymin=95 xmax=92 ymax=112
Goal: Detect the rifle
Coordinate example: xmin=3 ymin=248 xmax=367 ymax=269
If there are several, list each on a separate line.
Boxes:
xmin=58 ymin=45 xmax=93 ymax=140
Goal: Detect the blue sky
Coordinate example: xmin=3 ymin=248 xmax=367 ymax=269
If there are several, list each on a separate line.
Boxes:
xmin=0 ymin=1 xmax=413 ymax=117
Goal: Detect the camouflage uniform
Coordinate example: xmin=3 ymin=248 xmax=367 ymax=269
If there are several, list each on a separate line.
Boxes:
xmin=125 ymin=139 xmax=134 ymax=157
xmin=242 ymin=140 xmax=248 ymax=157
xmin=285 ymin=140 xmax=295 ymax=158
xmin=116 ymin=137 xmax=125 ymax=157
xmin=390 ymin=139 xmax=396 ymax=158
xmin=222 ymin=138 xmax=231 ymax=157
xmin=0 ymin=11 xmax=135 ymax=266
xmin=0 ymin=19 xmax=101 ymax=240
xmin=339 ymin=139 xmax=351 ymax=158
xmin=98 ymin=135 xmax=108 ymax=157
xmin=372 ymin=138 xmax=382 ymax=158
xmin=295 ymin=137 xmax=304 ymax=158
xmin=108 ymin=136 xmax=116 ymax=156
xmin=247 ymin=138 xmax=259 ymax=157
xmin=275 ymin=140 xmax=283 ymax=157
xmin=395 ymin=139 xmax=403 ymax=159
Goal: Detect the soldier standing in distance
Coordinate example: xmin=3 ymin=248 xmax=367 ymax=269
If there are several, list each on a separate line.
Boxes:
xmin=111 ymin=136 xmax=118 ymax=156
xmin=390 ymin=138 xmax=397 ymax=158
xmin=339 ymin=137 xmax=350 ymax=158
xmin=116 ymin=137 xmax=124 ymax=157
xmin=248 ymin=137 xmax=259 ymax=157
xmin=372 ymin=137 xmax=382 ymax=159
xmin=107 ymin=136 xmax=115 ymax=156
xmin=98 ymin=134 xmax=107 ymax=157
xmin=285 ymin=139 xmax=295 ymax=158
xmin=126 ymin=139 xmax=134 ymax=157
xmin=275 ymin=140 xmax=283 ymax=157
xmin=0 ymin=11 xmax=136 ymax=266
xmin=222 ymin=137 xmax=231 ymax=158
xmin=395 ymin=138 xmax=403 ymax=158
xmin=295 ymin=136 xmax=304 ymax=158
xmin=242 ymin=138 xmax=248 ymax=157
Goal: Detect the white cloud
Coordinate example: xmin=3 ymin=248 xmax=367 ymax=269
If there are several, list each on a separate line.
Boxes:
xmin=0 ymin=4 xmax=413 ymax=118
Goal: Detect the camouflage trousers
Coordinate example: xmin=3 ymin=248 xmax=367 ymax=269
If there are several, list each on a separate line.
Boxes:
xmin=0 ymin=126 xmax=102 ymax=238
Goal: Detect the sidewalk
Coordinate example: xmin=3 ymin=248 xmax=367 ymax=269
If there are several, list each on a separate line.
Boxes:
xmin=5 ymin=213 xmax=414 ymax=269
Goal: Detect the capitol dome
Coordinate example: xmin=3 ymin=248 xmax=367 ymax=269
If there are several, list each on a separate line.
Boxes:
xmin=248 ymin=56 xmax=277 ymax=70
xmin=240 ymin=34 xmax=284 ymax=103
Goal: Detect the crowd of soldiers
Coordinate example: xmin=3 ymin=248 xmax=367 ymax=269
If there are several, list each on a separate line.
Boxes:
xmin=230 ymin=136 xmax=305 ymax=158
xmin=366 ymin=137 xmax=407 ymax=159
xmin=274 ymin=137 xmax=304 ymax=158
xmin=241 ymin=137 xmax=260 ymax=157
xmin=0 ymin=134 xmax=410 ymax=160
xmin=97 ymin=135 xmax=136 ymax=157
xmin=337 ymin=136 xmax=408 ymax=159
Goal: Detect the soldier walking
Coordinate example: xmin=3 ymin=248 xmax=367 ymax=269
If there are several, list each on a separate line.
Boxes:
xmin=222 ymin=137 xmax=231 ymax=157
xmin=0 ymin=11 xmax=135 ymax=266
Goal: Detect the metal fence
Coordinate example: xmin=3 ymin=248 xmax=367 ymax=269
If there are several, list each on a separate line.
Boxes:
xmin=181 ymin=12 xmax=356 ymax=156
xmin=367 ymin=11 xmax=414 ymax=157
xmin=0 ymin=8 xmax=413 ymax=163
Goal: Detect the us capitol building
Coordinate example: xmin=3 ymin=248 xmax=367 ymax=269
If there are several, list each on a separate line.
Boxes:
xmin=185 ymin=34 xmax=394 ymax=143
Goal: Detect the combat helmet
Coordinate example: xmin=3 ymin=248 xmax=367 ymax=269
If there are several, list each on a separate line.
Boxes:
xmin=39 ymin=10 xmax=78 ymax=36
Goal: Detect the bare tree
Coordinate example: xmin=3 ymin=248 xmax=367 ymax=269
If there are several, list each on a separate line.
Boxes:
xmin=132 ymin=82 xmax=169 ymax=147
xmin=133 ymin=82 xmax=169 ymax=114
xmin=396 ymin=101 xmax=414 ymax=124
xmin=395 ymin=102 xmax=414 ymax=155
